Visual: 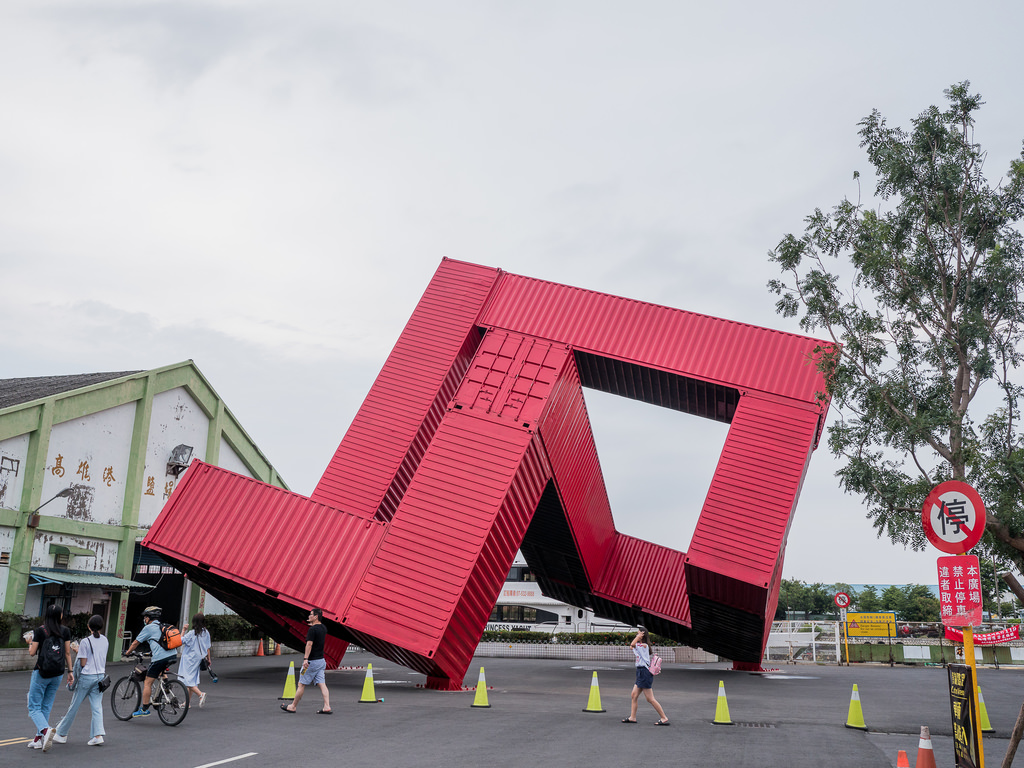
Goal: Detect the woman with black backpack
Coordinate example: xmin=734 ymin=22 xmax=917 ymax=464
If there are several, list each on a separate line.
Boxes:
xmin=26 ymin=603 xmax=74 ymax=749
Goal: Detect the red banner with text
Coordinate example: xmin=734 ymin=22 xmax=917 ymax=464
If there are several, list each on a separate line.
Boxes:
xmin=944 ymin=625 xmax=1020 ymax=645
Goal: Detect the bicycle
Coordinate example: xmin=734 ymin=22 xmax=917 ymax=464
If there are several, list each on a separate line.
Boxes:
xmin=111 ymin=652 xmax=190 ymax=726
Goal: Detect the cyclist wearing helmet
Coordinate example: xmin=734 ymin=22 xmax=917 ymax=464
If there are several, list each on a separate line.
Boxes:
xmin=123 ymin=606 xmax=178 ymax=718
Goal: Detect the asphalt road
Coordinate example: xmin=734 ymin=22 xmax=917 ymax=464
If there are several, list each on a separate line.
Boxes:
xmin=3 ymin=652 xmax=1023 ymax=768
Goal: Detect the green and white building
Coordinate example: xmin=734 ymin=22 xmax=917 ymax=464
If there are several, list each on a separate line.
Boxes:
xmin=0 ymin=361 xmax=286 ymax=657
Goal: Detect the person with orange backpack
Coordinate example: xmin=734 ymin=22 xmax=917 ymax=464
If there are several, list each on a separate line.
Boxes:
xmin=122 ymin=606 xmax=179 ymax=719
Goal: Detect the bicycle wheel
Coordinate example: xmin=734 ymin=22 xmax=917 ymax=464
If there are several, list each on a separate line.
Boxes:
xmin=156 ymin=680 xmax=190 ymax=726
xmin=110 ymin=677 xmax=141 ymax=721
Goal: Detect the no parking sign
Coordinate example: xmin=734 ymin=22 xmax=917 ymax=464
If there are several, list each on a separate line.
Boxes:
xmin=922 ymin=481 xmax=986 ymax=554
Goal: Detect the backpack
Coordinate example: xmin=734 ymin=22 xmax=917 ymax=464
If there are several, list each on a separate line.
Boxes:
xmin=649 ymin=653 xmax=663 ymax=675
xmin=158 ymin=622 xmax=182 ymax=651
xmin=37 ymin=631 xmax=66 ymax=678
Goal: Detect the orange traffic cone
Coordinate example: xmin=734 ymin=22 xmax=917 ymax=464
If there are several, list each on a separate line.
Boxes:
xmin=256 ymin=639 xmax=265 ymax=656
xmin=274 ymin=641 xmax=282 ymax=656
xmin=914 ymin=725 xmax=937 ymax=768
xmin=896 ymin=749 xmax=909 ymax=768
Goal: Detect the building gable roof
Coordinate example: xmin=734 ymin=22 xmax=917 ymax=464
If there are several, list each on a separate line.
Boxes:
xmin=0 ymin=372 xmax=143 ymax=410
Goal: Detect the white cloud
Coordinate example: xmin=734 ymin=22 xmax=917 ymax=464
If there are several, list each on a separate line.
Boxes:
xmin=3 ymin=0 xmax=1023 ymax=585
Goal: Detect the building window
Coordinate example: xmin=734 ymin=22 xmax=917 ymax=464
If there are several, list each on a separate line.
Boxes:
xmin=488 ymin=605 xmax=558 ymax=624
xmin=505 ymin=566 xmax=538 ymax=582
xmin=54 ymin=553 xmax=70 ymax=569
xmin=0 ymin=550 xmax=10 ymax=566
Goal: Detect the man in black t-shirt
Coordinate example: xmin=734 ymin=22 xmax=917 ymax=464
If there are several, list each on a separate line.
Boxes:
xmin=280 ymin=608 xmax=332 ymax=714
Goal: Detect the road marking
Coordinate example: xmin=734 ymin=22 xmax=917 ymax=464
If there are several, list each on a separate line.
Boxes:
xmin=1 ymin=737 xmax=33 ymax=746
xmin=194 ymin=753 xmax=258 ymax=768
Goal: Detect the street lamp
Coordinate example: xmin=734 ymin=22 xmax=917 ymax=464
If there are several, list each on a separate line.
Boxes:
xmin=26 ymin=487 xmax=74 ymax=528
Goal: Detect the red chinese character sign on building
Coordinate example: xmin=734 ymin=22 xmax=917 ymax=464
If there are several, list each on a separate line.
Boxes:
xmin=937 ymin=555 xmax=983 ymax=627
xmin=143 ymin=259 xmax=835 ymax=688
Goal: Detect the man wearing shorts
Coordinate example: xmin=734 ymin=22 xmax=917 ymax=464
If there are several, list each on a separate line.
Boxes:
xmin=281 ymin=608 xmax=331 ymax=714
xmin=123 ymin=606 xmax=179 ymax=718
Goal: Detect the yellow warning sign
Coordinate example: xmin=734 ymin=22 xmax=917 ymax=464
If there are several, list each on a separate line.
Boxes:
xmin=845 ymin=612 xmax=897 ymax=637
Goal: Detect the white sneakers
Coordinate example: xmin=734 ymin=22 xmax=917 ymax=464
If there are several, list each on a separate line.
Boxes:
xmin=35 ymin=728 xmax=100 ymax=750
xmin=199 ymin=692 xmax=208 ymax=708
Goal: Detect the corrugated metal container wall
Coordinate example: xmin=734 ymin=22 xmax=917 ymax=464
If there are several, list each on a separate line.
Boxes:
xmin=686 ymin=394 xmax=819 ymax=608
xmin=432 ymin=435 xmax=552 ymax=685
xmin=535 ymin=354 xmax=616 ymax=584
xmin=145 ymin=462 xmax=386 ymax=615
xmin=761 ymin=549 xmax=788 ymax=651
xmin=341 ymin=414 xmax=539 ymax=659
xmin=311 ymin=259 xmax=498 ymax=518
xmin=594 ymin=534 xmax=689 ymax=624
xmin=480 ymin=272 xmax=833 ymax=406
xmin=258 ymin=609 xmax=351 ymax=669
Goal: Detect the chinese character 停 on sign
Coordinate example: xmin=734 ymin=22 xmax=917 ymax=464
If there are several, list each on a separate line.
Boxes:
xmin=938 ymin=498 xmax=970 ymax=535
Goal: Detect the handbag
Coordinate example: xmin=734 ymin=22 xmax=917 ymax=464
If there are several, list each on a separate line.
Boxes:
xmin=67 ymin=656 xmax=82 ymax=691
xmin=83 ymin=637 xmax=112 ymax=692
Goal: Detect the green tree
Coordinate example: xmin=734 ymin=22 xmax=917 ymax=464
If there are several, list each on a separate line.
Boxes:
xmin=776 ymin=578 xmax=810 ymax=619
xmin=857 ymin=585 xmax=881 ymax=612
xmin=768 ymin=82 xmax=1024 ymax=568
xmin=880 ymin=585 xmax=906 ymax=616
xmin=808 ymin=582 xmax=835 ymax=616
xmin=900 ymin=584 xmax=941 ymax=621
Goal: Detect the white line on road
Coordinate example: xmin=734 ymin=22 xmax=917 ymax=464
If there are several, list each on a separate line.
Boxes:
xmin=194 ymin=753 xmax=258 ymax=768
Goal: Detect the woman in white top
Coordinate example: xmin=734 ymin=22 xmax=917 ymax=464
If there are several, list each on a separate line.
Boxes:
xmin=622 ymin=625 xmax=670 ymax=725
xmin=180 ymin=612 xmax=212 ymax=708
xmin=45 ymin=614 xmax=108 ymax=749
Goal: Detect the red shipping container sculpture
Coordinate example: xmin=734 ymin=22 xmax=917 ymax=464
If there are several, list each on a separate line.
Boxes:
xmin=144 ymin=259 xmax=834 ymax=688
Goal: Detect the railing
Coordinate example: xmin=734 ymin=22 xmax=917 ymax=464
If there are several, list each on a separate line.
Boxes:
xmin=764 ymin=621 xmax=839 ymax=663
xmin=765 ymin=620 xmax=1024 ymax=666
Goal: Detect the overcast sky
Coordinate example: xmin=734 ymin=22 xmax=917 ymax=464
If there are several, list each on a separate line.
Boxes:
xmin=3 ymin=1 xmax=1022 ymax=587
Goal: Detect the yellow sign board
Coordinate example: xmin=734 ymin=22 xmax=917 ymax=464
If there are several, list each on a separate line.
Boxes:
xmin=845 ymin=612 xmax=897 ymax=637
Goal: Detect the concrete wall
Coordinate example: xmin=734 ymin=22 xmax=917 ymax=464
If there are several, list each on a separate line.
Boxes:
xmin=0 ymin=433 xmax=30 ymax=511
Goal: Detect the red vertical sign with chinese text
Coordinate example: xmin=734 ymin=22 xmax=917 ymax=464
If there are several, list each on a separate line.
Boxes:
xmin=937 ymin=555 xmax=983 ymax=627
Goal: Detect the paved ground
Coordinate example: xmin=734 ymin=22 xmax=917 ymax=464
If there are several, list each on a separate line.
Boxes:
xmin=3 ymin=651 xmax=1022 ymax=767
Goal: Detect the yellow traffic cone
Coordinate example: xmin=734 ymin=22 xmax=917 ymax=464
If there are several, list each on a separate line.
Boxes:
xmin=277 ymin=661 xmax=297 ymax=700
xmin=845 ymin=684 xmax=867 ymax=730
xmin=978 ymin=687 xmax=995 ymax=733
xmin=582 ymin=671 xmax=605 ymax=713
xmin=359 ymin=663 xmax=379 ymax=703
xmin=712 ymin=680 xmax=733 ymax=725
xmin=471 ymin=667 xmax=491 ymax=708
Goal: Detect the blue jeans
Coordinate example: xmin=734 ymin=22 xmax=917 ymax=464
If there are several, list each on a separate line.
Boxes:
xmin=56 ymin=673 xmax=105 ymax=739
xmin=27 ymin=670 xmax=62 ymax=734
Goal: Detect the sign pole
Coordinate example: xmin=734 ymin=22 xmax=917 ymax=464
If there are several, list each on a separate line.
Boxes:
xmin=922 ymin=479 xmax=988 ymax=768
xmin=834 ymin=593 xmax=852 ymax=667
xmin=843 ymin=612 xmax=850 ymax=666
xmin=961 ymin=564 xmax=986 ymax=768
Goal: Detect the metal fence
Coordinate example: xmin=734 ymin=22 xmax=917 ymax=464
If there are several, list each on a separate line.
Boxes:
xmin=763 ymin=621 xmax=840 ymax=664
xmin=764 ymin=620 xmax=1024 ymax=666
